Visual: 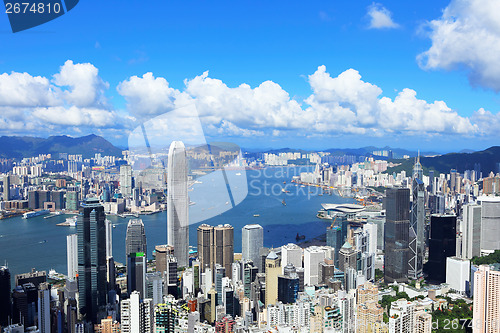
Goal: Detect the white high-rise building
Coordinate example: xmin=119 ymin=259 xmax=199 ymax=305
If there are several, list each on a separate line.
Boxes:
xmin=304 ymin=246 xmax=327 ymax=286
xmin=120 ymin=291 xmax=153 ymax=333
xmin=167 ymin=141 xmax=189 ymax=267
xmin=120 ymin=165 xmax=133 ymax=197
xmin=478 ymin=197 xmax=500 ymax=255
xmin=105 ymin=219 xmax=113 ymax=258
xmin=389 ymin=299 xmax=415 ymax=333
xmin=281 ymin=243 xmax=303 ymax=271
xmin=446 ymin=257 xmax=470 ymax=295
xmin=66 ymin=234 xmax=78 ymax=280
xmin=242 ymin=224 xmax=263 ymax=268
xmin=461 ymin=203 xmax=481 ymax=259
xmin=473 ymin=265 xmax=500 ymax=333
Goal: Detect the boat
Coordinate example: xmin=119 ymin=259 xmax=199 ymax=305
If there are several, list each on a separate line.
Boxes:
xmin=253 ymin=214 xmax=260 ymax=217
xmin=295 ymin=233 xmax=305 ymax=241
xmin=281 ymin=189 xmax=290 ymax=193
xmin=23 ymin=210 xmax=50 ymax=219
xmin=282 ymin=199 xmax=286 ymax=206
xmin=66 ymin=216 xmax=77 ymax=227
xmin=235 ymin=172 xmax=242 ymax=176
xmin=283 ymin=181 xmax=286 ymax=184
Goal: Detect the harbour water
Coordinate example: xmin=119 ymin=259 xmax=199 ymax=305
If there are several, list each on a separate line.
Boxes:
xmin=0 ymin=167 xmax=354 ymax=278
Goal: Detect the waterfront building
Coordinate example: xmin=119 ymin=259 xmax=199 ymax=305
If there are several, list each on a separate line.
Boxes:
xmin=167 ymin=141 xmax=189 ymax=267
xmin=105 ymin=219 xmax=113 ymax=258
xmin=242 ymin=224 xmax=263 ymax=271
xmin=384 ymin=187 xmax=410 ymax=284
xmin=424 ymin=215 xmax=456 ymax=283
xmin=3 ymin=175 xmax=9 ymax=201
xmin=66 ymin=191 xmax=79 ymax=211
xmin=77 ymin=198 xmax=108 ymax=322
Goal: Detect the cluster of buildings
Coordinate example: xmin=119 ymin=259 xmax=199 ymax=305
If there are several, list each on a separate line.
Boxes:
xmin=3 ymin=144 xmax=500 ymax=332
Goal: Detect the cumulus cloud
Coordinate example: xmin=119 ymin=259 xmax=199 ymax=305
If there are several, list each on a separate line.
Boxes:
xmin=367 ymin=3 xmax=399 ymax=29
xmin=418 ymin=0 xmax=500 ymax=91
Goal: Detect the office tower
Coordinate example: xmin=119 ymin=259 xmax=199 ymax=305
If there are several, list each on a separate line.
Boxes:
xmin=155 ymin=303 xmax=177 ymax=333
xmin=145 ymin=272 xmax=163 ymax=306
xmin=66 ymin=191 xmax=79 ymax=211
xmin=277 ymin=272 xmax=299 ymax=304
xmin=461 ymin=203 xmax=482 ymax=259
xmin=223 ymin=287 xmax=235 ymax=317
xmin=450 ymin=169 xmax=457 ymax=193
xmin=52 ymin=190 xmax=65 ymax=210
xmin=415 ymin=311 xmax=432 ymax=333
xmin=119 ymin=165 xmax=133 ymax=197
xmin=243 ymin=262 xmax=257 ymax=298
xmin=127 ymin=252 xmax=146 ymax=298
xmin=338 ymin=241 xmax=357 ymax=273
xmin=319 ymin=259 xmax=335 ymax=284
xmin=265 ymin=251 xmax=281 ymax=306
xmin=327 ymin=224 xmax=345 ymax=266
xmin=384 ymin=187 xmax=410 ymax=284
xmin=409 ymin=157 xmax=425 ymax=280
xmin=12 ymin=283 xmax=37 ymax=327
xmin=164 ymin=255 xmax=178 ymax=298
xmin=304 ymin=246 xmax=327 ymax=286
xmin=105 ymin=219 xmax=113 ymax=258
xmin=0 ymin=266 xmax=11 ymax=326
xmin=478 ymin=197 xmax=500 ymax=254
xmin=77 ymin=198 xmax=107 ymax=322
xmin=28 ymin=190 xmax=39 ymax=209
xmin=215 ymin=265 xmax=225 ymax=304
xmin=66 ymin=298 xmax=78 ymax=333
xmin=125 ymin=219 xmax=147 ymax=257
xmin=424 ymin=215 xmax=456 ymax=283
xmin=155 ymin=244 xmax=174 ymax=277
xmin=242 ymin=224 xmax=264 ymax=271
xmin=446 ymin=257 xmax=470 ymax=295
xmin=473 ymin=265 xmax=500 ymax=333
xmin=67 ymin=234 xmax=78 ymax=280
xmin=37 ymin=282 xmax=51 ymax=333
xmin=281 ymin=243 xmax=302 ymax=270
xmin=106 ymin=257 xmax=116 ymax=294
xmin=3 ymin=175 xmax=9 ymax=200
xmin=167 ymin=141 xmax=189 ymax=267
xmin=120 ymin=291 xmax=153 ymax=333
xmin=197 ymin=224 xmax=234 ymax=279
xmin=208 ymin=286 xmax=218 ymax=324
xmin=94 ymin=316 xmax=120 ymax=332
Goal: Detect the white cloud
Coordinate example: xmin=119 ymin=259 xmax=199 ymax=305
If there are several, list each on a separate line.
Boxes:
xmin=33 ymin=106 xmax=119 ymax=127
xmin=0 ymin=72 xmax=59 ymax=107
xmin=418 ymin=0 xmax=500 ymax=91
xmin=367 ymin=3 xmax=399 ymax=29
xmin=117 ymin=72 xmax=188 ymax=117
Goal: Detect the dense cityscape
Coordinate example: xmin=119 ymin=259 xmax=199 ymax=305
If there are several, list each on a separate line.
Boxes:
xmin=0 ymin=140 xmax=498 ymax=332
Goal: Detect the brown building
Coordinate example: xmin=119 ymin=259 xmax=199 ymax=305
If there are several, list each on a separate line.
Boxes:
xmin=94 ymin=316 xmax=120 ymax=333
xmin=155 ymin=244 xmax=175 ymax=277
xmin=197 ymin=224 xmax=234 ymax=278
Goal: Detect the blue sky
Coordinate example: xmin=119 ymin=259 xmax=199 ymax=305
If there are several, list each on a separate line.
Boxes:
xmin=0 ymin=0 xmax=500 ymax=152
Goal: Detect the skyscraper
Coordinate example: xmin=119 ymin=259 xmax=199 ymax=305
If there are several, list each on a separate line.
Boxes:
xmin=3 ymin=175 xmax=9 ymax=201
xmin=120 ymin=291 xmax=153 ymax=333
xmin=384 ymin=187 xmax=410 ymax=284
xmin=120 ymin=165 xmax=133 ymax=197
xmin=478 ymin=197 xmax=500 ymax=254
xmin=265 ymin=251 xmax=280 ymax=307
xmin=242 ymin=224 xmax=263 ymax=269
xmin=105 ymin=219 xmax=113 ymax=258
xmin=460 ymin=203 xmax=481 ymax=259
xmin=127 ymin=252 xmax=146 ymax=298
xmin=409 ymin=156 xmax=425 ymax=280
xmin=155 ymin=244 xmax=174 ymax=277
xmin=167 ymin=141 xmax=189 ymax=267
xmin=197 ymin=224 xmax=234 ymax=278
xmin=77 ymin=198 xmax=108 ymax=322
xmin=0 ymin=266 xmax=11 ymax=327
xmin=67 ymin=234 xmax=78 ymax=280
xmin=424 ymin=214 xmax=456 ymax=283
xmin=125 ymin=219 xmax=147 ymax=257
xmin=37 ymin=282 xmax=51 ymax=333
xmin=473 ymin=265 xmax=500 ymax=333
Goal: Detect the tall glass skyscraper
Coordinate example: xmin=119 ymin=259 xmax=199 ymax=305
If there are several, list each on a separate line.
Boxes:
xmin=167 ymin=141 xmax=189 ymax=267
xmin=409 ymin=156 xmax=425 ymax=280
xmin=0 ymin=266 xmax=10 ymax=326
xmin=125 ymin=219 xmax=147 ymax=257
xmin=384 ymin=187 xmax=410 ymax=284
xmin=77 ymin=198 xmax=107 ymax=322
xmin=242 ymin=224 xmax=263 ymax=270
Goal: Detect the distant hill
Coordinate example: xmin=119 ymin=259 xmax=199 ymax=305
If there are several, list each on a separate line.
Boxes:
xmin=0 ymin=134 xmax=122 ymax=159
xmin=385 ymin=146 xmax=500 ymax=175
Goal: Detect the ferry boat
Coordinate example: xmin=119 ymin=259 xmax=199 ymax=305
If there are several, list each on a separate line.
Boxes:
xmin=23 ymin=210 xmax=50 ymax=219
xmin=66 ymin=216 xmax=77 ymax=227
